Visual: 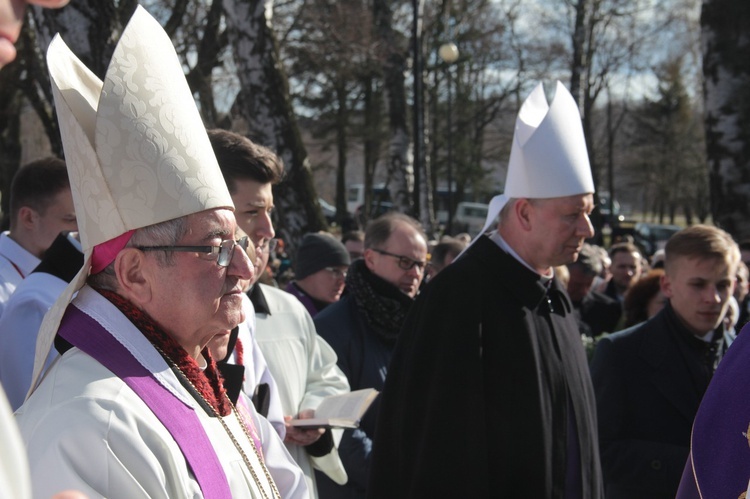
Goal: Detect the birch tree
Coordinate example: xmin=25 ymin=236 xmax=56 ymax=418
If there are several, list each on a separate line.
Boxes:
xmin=223 ymin=0 xmax=325 ymax=250
xmin=373 ymin=0 xmax=414 ymax=216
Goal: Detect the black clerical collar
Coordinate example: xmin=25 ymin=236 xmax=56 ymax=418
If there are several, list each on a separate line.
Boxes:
xmin=33 ymin=232 xmax=84 ymax=283
xmin=248 ymin=282 xmax=271 ymax=315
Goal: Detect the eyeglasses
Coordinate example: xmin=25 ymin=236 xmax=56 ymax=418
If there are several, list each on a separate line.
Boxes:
xmin=371 ymin=248 xmax=426 ymax=271
xmin=137 ymin=236 xmax=250 ymax=267
xmin=324 ymin=267 xmax=348 ymax=279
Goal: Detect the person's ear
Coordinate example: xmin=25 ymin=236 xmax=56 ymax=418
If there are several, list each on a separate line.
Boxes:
xmin=660 ymin=273 xmax=673 ymax=298
xmin=363 ymin=248 xmax=378 ymax=272
xmin=516 ymin=199 xmax=534 ymax=231
xmin=17 ymin=206 xmax=37 ymax=231
xmin=115 ymin=248 xmax=152 ymax=305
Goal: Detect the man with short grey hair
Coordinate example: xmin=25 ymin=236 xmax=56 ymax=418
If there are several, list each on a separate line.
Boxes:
xmin=369 ymin=82 xmax=603 ymax=498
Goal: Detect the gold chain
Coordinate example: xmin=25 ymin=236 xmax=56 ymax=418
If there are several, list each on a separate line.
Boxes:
xmin=154 ymin=346 xmax=282 ymax=499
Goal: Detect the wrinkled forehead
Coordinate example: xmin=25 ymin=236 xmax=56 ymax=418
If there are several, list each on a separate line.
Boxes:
xmin=183 ymin=208 xmax=236 ymax=241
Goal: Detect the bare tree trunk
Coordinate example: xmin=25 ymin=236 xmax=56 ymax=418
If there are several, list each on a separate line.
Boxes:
xmin=429 ymin=68 xmax=441 ymax=229
xmin=187 ymin=0 xmax=226 ymax=128
xmin=412 ymin=0 xmax=434 ymax=233
xmin=373 ymin=0 xmax=414 ymax=216
xmin=223 ymin=0 xmax=324 ymax=251
xmin=0 ymin=67 xmax=22 ymax=222
xmin=569 ymin=0 xmax=591 ymax=108
xmin=702 ymin=0 xmax=750 ymax=239
xmin=569 ymin=0 xmax=605 ymax=240
xmin=334 ymin=82 xmax=349 ymax=228
xmin=361 ymin=73 xmax=384 ymax=228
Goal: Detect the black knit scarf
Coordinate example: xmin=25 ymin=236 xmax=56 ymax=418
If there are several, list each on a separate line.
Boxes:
xmin=346 ymin=259 xmax=415 ymax=345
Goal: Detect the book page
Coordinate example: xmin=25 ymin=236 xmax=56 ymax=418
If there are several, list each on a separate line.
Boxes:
xmin=316 ymin=388 xmax=377 ymax=419
xmin=288 ymin=388 xmax=378 ymax=428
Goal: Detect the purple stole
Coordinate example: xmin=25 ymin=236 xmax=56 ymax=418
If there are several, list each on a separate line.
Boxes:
xmin=676 ymin=322 xmax=750 ymax=498
xmin=58 ymin=305 xmax=233 ymax=499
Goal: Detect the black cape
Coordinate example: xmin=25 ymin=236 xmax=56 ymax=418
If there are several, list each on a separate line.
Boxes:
xmin=367 ymin=236 xmax=603 ymax=498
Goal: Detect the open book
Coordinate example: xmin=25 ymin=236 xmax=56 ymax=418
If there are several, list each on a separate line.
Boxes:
xmin=288 ymin=388 xmax=379 ymax=429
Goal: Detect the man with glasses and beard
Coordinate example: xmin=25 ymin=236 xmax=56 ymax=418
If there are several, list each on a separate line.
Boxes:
xmin=313 ymin=212 xmax=428 ymax=499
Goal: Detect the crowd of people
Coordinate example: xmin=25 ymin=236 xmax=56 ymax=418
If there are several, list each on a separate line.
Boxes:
xmin=3 ymin=2 xmax=750 ymax=499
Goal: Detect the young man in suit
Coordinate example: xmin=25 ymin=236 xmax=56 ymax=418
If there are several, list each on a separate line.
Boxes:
xmin=591 ymin=224 xmax=739 ymax=499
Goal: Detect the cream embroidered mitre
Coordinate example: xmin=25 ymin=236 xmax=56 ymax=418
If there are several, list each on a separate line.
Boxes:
xmin=28 ymin=5 xmax=233 ymax=397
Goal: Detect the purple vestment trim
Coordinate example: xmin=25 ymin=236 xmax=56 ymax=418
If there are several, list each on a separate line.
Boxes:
xmin=58 ymin=305 xmax=232 ymax=499
xmin=675 ymin=455 xmax=700 ymax=499
xmin=676 ymin=321 xmax=750 ymax=498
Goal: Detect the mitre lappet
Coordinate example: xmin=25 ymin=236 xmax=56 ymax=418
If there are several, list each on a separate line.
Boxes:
xmin=476 ymin=81 xmax=595 ymax=238
xmin=28 ymin=5 xmax=233 ymax=397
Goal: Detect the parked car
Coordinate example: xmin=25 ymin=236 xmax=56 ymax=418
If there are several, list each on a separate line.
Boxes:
xmin=633 ymin=222 xmax=682 ymax=256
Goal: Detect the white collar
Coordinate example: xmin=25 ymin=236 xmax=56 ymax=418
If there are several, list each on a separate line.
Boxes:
xmin=489 ymin=231 xmax=553 ymax=281
xmin=0 ymin=232 xmax=40 ymax=277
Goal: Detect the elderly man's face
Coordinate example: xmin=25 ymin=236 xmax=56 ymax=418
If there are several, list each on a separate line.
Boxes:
xmin=525 ymin=194 xmax=595 ymax=273
xmin=145 ymin=209 xmax=253 ymax=358
xmin=0 ymin=0 xmax=69 ymax=68
xmin=364 ymin=222 xmax=428 ymax=298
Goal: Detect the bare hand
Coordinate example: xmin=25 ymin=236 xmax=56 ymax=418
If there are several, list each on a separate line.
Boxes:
xmin=284 ymin=409 xmax=324 ymax=446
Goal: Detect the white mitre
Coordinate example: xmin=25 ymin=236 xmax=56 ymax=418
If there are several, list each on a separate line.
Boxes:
xmin=28 ymin=5 xmax=234 ymax=397
xmin=477 ymin=81 xmax=595 ymax=237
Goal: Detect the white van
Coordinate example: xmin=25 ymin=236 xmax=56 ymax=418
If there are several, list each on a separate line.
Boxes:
xmin=453 ymin=202 xmax=490 ymax=235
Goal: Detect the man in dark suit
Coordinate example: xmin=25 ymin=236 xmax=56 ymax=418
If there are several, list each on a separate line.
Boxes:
xmin=590 ymin=225 xmax=740 ymax=499
xmin=567 ymin=243 xmax=622 ymax=336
